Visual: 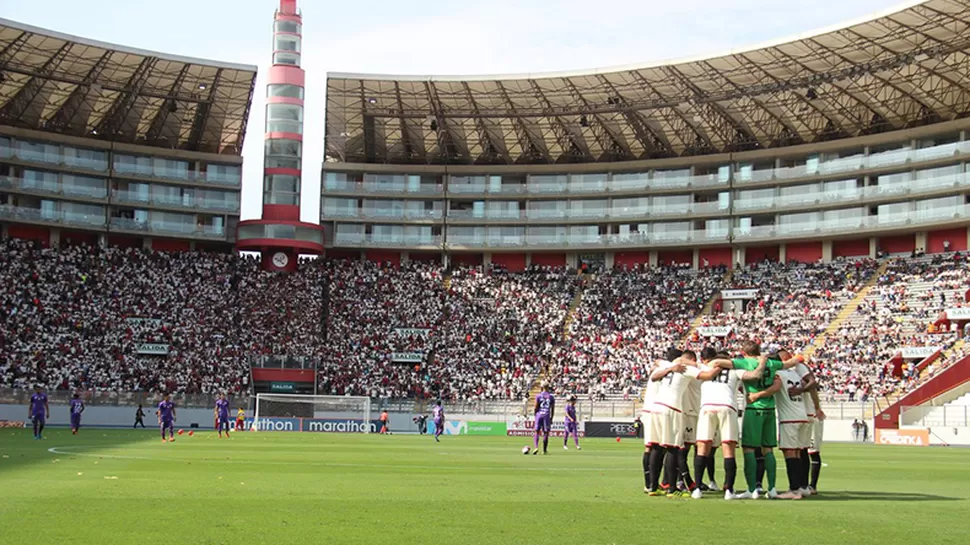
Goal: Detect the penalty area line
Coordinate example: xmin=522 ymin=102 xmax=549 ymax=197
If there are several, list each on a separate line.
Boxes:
xmin=47 ymin=446 xmax=627 ymax=472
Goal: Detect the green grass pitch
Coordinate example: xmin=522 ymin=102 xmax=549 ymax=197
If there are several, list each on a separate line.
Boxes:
xmin=0 ymin=429 xmax=965 ymax=545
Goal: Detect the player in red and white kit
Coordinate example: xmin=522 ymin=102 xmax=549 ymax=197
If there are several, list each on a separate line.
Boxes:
xmin=649 ymin=349 xmax=700 ymax=498
xmin=774 ymin=359 xmax=813 ymax=500
xmin=692 ymin=348 xmax=766 ymax=500
xmin=641 ymin=361 xmax=662 ymax=494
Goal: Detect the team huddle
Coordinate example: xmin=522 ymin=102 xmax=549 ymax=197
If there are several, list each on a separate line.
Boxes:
xmin=641 ymin=341 xmax=824 ymax=500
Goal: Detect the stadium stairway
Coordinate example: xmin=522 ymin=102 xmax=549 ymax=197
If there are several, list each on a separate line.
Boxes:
xmin=801 ymin=260 xmax=889 ymax=360
xmin=681 ymin=268 xmax=733 ymax=343
xmin=525 ymin=273 xmax=591 ymax=412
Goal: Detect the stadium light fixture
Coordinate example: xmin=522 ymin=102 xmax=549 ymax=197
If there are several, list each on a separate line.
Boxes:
xmin=367 ymin=97 xmax=377 ymax=104
xmin=430 ymin=119 xmax=438 ymax=132
xmin=806 ymin=88 xmax=818 ymax=100
xmin=579 ymin=115 xmax=589 ymax=127
xmin=199 ymin=83 xmax=207 ymax=90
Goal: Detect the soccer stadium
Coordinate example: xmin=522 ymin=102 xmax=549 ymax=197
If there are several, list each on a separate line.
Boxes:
xmin=1 ymin=0 xmax=969 ymax=543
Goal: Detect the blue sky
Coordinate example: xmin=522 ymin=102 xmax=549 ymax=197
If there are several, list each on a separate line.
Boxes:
xmin=0 ymin=0 xmax=902 ymax=222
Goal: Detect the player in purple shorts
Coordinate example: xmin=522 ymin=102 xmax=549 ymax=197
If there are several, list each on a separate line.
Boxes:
xmin=563 ymin=395 xmax=581 ymax=450
xmin=156 ymin=394 xmax=177 ymax=443
xmin=532 ymin=382 xmax=555 ymax=455
xmin=215 ymin=393 xmax=231 ymax=438
xmin=28 ymin=385 xmax=49 ymax=440
xmin=432 ymin=400 xmax=444 ymax=442
xmin=69 ymin=394 xmax=85 ymax=435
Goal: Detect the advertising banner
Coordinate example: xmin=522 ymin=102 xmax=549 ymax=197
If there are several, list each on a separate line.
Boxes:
xmin=136 ymin=343 xmax=170 ymax=355
xmin=270 ymin=382 xmax=296 ymax=393
xmin=584 ymin=421 xmax=639 ymax=438
xmin=394 ymin=328 xmax=431 ymax=337
xmin=899 ymin=347 xmax=940 ymax=359
xmin=303 ymin=419 xmax=382 ymax=433
xmin=0 ymin=420 xmax=25 ymax=428
xmin=945 ymin=308 xmax=970 ymax=320
xmin=390 ymin=352 xmax=424 ymax=363
xmin=506 ymin=419 xmax=585 ymax=437
xmin=425 ymin=420 xmax=468 ymax=435
xmin=875 ymin=428 xmax=929 ymax=446
xmin=467 ymin=421 xmax=507 ymax=436
xmin=126 ymin=317 xmax=165 ymax=327
xmin=697 ymin=326 xmax=733 ymax=337
xmin=243 ymin=417 xmax=381 ymax=433
xmin=721 ymin=289 xmax=759 ymax=300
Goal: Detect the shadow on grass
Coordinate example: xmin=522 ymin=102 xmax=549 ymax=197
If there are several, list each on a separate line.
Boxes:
xmin=0 ymin=427 xmax=162 ymax=475
xmin=810 ymin=490 xmax=963 ymax=502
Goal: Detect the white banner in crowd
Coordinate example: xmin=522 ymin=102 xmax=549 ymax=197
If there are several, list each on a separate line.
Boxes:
xmin=136 ymin=343 xmax=170 ymax=355
xmin=390 ymin=352 xmax=424 ymax=363
xmin=127 ymin=317 xmax=165 ymax=328
xmin=394 ymin=328 xmax=431 ymax=337
xmin=899 ymin=346 xmax=941 ymax=359
xmin=945 ymin=308 xmax=970 ymax=320
xmin=697 ymin=326 xmax=733 ymax=338
xmin=721 ymin=289 xmax=759 ymax=300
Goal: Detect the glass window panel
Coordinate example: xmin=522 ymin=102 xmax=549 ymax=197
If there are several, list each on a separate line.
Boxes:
xmin=274 ymin=36 xmax=301 ymax=52
xmin=267 ymin=84 xmax=304 ymax=99
xmin=273 ymin=52 xmax=300 ymax=66
xmin=275 ymin=20 xmax=301 ymax=34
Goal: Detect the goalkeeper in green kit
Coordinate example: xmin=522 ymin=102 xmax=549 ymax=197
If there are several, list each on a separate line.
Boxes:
xmin=731 ymin=340 xmax=799 ymax=500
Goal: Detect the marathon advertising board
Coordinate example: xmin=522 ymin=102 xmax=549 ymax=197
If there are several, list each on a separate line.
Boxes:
xmin=898 ymin=346 xmax=940 ymax=359
xmin=394 ymin=328 xmax=431 ymax=338
xmin=0 ymin=420 xmax=25 ymax=428
xmin=721 ymin=289 xmax=759 ymax=300
xmin=136 ymin=343 xmax=170 ymax=355
xmin=944 ymin=307 xmax=970 ymax=320
xmin=506 ymin=419 xmax=585 ymax=437
xmin=390 ymin=352 xmax=424 ymax=363
xmin=244 ymin=417 xmax=381 ymax=433
xmin=584 ymin=421 xmax=639 ymax=438
xmin=697 ymin=326 xmax=733 ymax=337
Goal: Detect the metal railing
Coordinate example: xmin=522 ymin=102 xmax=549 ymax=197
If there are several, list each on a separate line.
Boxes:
xmin=901 ymin=405 xmax=970 ymax=427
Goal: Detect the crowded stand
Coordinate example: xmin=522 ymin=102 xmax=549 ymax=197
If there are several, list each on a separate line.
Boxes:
xmin=548 ymin=264 xmax=726 ymax=398
xmin=2 ymin=235 xmax=969 ymax=404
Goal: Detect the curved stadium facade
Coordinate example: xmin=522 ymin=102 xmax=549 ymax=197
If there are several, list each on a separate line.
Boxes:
xmin=0 ymin=18 xmax=256 ymax=252
xmin=322 ymin=0 xmax=970 ymax=270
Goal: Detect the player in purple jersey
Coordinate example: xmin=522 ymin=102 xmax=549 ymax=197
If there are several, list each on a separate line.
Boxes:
xmin=156 ymin=394 xmax=177 ymax=443
xmin=432 ymin=400 xmax=444 ymax=442
xmin=28 ymin=385 xmax=49 ymax=440
xmin=532 ymin=382 xmax=555 ymax=455
xmin=563 ymin=395 xmax=581 ymax=450
xmin=215 ymin=394 xmax=231 ymax=438
xmin=69 ymin=394 xmax=85 ymax=435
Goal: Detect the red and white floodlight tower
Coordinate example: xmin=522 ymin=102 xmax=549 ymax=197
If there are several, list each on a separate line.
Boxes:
xmin=236 ymin=0 xmax=323 ymax=272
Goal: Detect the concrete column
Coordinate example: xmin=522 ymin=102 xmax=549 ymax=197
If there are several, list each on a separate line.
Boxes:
xmin=692 ymin=248 xmax=700 ymax=270
xmin=822 ymin=240 xmax=833 ymax=262
xmin=441 ymin=252 xmax=450 ymax=269
xmin=779 ymin=243 xmax=787 ymax=263
xmin=49 ymin=228 xmax=60 ymax=247
xmin=189 ymin=241 xmax=196 ymax=251
xmin=401 ymin=251 xmax=410 ymax=264
xmin=143 ymin=237 xmax=152 ymax=250
xmin=1 ymin=223 xmax=8 ymax=239
xmin=605 ymin=252 xmax=615 ymax=270
xmin=565 ymin=253 xmax=578 ymax=269
xmin=525 ymin=253 xmax=532 ymax=268
xmin=483 ymin=252 xmax=492 ymax=268
xmin=869 ymin=237 xmax=878 ymax=258
xmin=734 ymin=246 xmax=746 ymax=268
xmin=648 ymin=250 xmax=658 ymax=267
xmin=915 ymin=232 xmax=928 ymax=252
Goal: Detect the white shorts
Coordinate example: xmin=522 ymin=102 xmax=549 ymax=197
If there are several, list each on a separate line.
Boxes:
xmin=683 ymin=414 xmax=698 ymax=445
xmin=650 ymin=407 xmax=684 ymax=448
xmin=779 ymin=421 xmax=813 ymax=450
xmin=642 ymin=411 xmax=655 ymax=446
xmin=809 ymin=417 xmax=824 ymax=453
xmin=697 ymin=406 xmax=739 ymax=446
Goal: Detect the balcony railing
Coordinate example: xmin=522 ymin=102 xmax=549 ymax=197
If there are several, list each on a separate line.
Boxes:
xmin=333 ymin=233 xmax=442 ymax=247
xmin=0 ymin=204 xmax=106 ymax=228
xmin=110 ymin=217 xmax=227 ymax=239
xmin=112 ymin=190 xmax=240 ymax=213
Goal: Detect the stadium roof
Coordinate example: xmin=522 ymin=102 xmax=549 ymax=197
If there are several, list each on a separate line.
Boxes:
xmin=326 ymin=0 xmax=970 ymax=166
xmin=0 ymin=18 xmax=257 ymax=156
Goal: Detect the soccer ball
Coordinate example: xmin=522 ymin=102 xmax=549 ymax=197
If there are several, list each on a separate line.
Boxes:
xmin=522 ymin=446 xmax=531 ymax=455
xmin=177 ymin=429 xmax=184 ymax=436
xmin=188 ymin=431 xmax=194 ymax=437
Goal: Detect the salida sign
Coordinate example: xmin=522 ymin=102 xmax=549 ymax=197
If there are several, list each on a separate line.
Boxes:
xmin=875 ymin=428 xmax=929 ymax=446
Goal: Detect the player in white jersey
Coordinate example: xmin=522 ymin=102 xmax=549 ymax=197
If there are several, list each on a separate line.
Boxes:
xmin=691 ymin=347 xmax=766 ymax=500
xmin=641 ymin=361 xmax=663 ymax=494
xmin=774 ymin=356 xmax=813 ymax=500
xmin=649 ymin=349 xmax=701 ymax=498
xmin=784 ymin=350 xmax=824 ymax=495
xmin=679 ymin=360 xmax=703 ymax=492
